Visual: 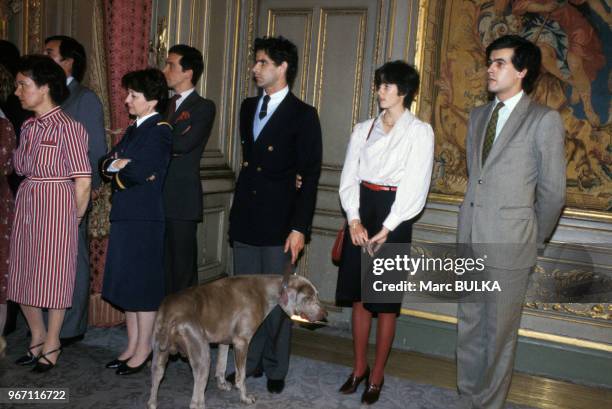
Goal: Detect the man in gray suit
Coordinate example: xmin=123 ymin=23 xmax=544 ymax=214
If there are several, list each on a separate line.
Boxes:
xmin=44 ymin=35 xmax=107 ymax=346
xmin=456 ymin=35 xmax=566 ymax=409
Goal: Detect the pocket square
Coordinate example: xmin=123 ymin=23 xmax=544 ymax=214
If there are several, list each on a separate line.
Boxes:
xmin=176 ymin=111 xmax=190 ymax=122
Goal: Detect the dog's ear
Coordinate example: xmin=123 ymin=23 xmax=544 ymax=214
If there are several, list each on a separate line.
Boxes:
xmin=279 ymin=287 xmax=297 ymax=313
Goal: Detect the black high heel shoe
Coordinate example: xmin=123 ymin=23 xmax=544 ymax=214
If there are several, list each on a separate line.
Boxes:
xmin=105 ymin=357 xmax=131 ymax=369
xmin=15 ymin=342 xmax=44 ymax=366
xmin=339 ymin=366 xmax=370 ymax=394
xmin=361 ymin=377 xmax=384 ymax=405
xmin=115 ymin=352 xmax=152 ymax=375
xmin=32 ymin=347 xmax=62 ymax=373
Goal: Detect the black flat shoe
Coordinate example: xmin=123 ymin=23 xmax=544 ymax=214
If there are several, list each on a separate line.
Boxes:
xmin=267 ymin=378 xmax=285 ymax=394
xmin=339 ymin=366 xmax=370 ymax=394
xmin=115 ymin=353 xmax=152 ymax=375
xmin=32 ymin=347 xmax=62 ymax=373
xmin=361 ymin=378 xmax=384 ymax=405
xmin=105 ymin=357 xmax=130 ymax=369
xmin=15 ymin=342 xmax=44 ymax=366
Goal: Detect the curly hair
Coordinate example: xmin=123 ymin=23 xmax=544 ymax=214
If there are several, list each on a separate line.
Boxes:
xmin=0 ymin=63 xmax=14 ymax=103
xmin=121 ymin=68 xmax=169 ymax=113
xmin=18 ymin=54 xmax=69 ymax=105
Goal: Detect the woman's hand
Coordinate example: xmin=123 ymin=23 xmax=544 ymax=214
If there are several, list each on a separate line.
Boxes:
xmin=367 ymin=227 xmax=390 ymax=256
xmin=113 ymin=158 xmax=131 ymax=169
xmin=348 ymin=219 xmax=369 ymax=247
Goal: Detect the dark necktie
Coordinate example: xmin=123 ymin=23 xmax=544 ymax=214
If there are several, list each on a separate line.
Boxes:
xmin=481 ymin=101 xmax=504 ymax=166
xmin=259 ymin=95 xmax=271 ymax=119
xmin=166 ymin=94 xmax=180 ymax=121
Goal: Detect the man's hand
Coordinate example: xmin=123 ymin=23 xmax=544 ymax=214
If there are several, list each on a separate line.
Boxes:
xmin=284 ymin=231 xmax=305 ymax=264
xmin=296 ymin=174 xmax=303 ymax=190
xmin=113 ymin=158 xmax=131 ymax=169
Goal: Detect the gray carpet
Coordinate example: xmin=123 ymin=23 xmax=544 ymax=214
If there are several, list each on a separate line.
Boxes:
xmin=1 ymin=325 xmax=535 ymax=409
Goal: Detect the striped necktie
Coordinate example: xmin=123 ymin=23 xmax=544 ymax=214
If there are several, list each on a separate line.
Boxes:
xmin=481 ymin=101 xmax=504 ymax=166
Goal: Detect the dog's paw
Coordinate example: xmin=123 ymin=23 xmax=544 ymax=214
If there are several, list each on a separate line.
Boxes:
xmin=240 ymin=394 xmax=256 ymax=405
xmin=216 ymin=377 xmax=232 ymax=391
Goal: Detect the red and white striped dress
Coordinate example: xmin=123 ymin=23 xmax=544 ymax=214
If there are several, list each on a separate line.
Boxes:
xmin=7 ymin=107 xmax=91 ymax=308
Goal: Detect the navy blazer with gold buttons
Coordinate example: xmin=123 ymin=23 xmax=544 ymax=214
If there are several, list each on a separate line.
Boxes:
xmin=229 ymin=92 xmax=322 ymax=246
xmin=99 ymin=113 xmax=172 ymax=222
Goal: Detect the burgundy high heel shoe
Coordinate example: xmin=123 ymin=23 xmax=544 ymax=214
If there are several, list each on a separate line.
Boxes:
xmin=339 ymin=366 xmax=370 ymax=394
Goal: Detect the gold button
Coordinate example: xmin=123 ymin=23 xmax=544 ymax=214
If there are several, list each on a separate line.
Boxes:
xmin=257 ymin=166 xmax=262 ymax=172
xmin=268 ymin=145 xmax=274 ymax=151
xmin=243 ymin=161 xmax=249 ymax=167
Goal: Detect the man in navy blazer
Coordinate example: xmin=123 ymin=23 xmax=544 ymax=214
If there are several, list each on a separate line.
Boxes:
xmin=228 ymin=36 xmax=322 ymax=394
xmin=162 ymin=45 xmax=215 ymax=295
xmin=44 ymin=35 xmax=107 ymax=346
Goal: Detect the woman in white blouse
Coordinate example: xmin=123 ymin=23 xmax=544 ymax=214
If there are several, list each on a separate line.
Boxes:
xmin=336 ymin=61 xmax=434 ymax=404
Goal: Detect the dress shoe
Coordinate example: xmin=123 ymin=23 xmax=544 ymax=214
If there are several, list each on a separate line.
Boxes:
xmin=361 ymin=378 xmax=384 ymax=405
xmin=105 ymin=357 xmax=130 ymax=369
xmin=339 ymin=366 xmax=370 ymax=394
xmin=266 ymin=378 xmax=285 ymax=394
xmin=32 ymin=347 xmax=62 ymax=373
xmin=60 ymin=334 xmax=84 ymax=348
xmin=115 ymin=353 xmax=152 ymax=375
xmin=225 ymin=367 xmax=264 ymax=384
xmin=15 ymin=342 xmax=44 ymax=366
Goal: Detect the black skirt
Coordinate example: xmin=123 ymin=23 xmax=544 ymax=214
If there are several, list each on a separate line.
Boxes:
xmin=335 ymin=184 xmax=414 ymax=314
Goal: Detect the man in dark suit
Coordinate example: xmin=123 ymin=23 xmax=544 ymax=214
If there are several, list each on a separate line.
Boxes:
xmin=44 ymin=35 xmax=107 ymax=346
xmin=227 ymin=36 xmax=322 ymax=394
xmin=162 ymin=45 xmax=215 ymax=294
xmin=456 ymin=35 xmax=566 ymax=409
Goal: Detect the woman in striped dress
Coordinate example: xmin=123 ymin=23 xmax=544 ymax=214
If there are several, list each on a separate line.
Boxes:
xmin=7 ymin=55 xmax=91 ymax=372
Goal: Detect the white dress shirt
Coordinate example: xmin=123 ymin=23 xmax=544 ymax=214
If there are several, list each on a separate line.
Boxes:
xmin=493 ymin=90 xmax=523 ymax=141
xmin=253 ymin=86 xmax=289 ymax=140
xmin=66 ymin=76 xmax=74 ymax=86
xmin=173 ymin=88 xmax=195 ymax=111
xmin=339 ymin=109 xmax=434 ymax=231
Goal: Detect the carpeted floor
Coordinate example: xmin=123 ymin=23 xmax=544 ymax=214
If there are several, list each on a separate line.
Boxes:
xmin=0 ymin=325 xmax=535 ymax=409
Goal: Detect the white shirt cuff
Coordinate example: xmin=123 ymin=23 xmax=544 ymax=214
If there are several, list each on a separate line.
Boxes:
xmin=383 ymin=213 xmax=402 ymax=232
xmin=346 ymin=209 xmax=360 ymax=223
xmin=106 ymin=160 xmax=121 ymax=173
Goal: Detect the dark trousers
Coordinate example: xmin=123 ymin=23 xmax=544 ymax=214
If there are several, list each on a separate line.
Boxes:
xmin=232 ymin=241 xmax=292 ymax=381
xmin=164 ymin=220 xmax=198 ymax=295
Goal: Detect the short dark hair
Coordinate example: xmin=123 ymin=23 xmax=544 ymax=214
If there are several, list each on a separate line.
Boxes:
xmin=121 ymin=68 xmax=169 ymax=113
xmin=485 ymin=35 xmax=541 ymax=94
xmin=18 ymin=54 xmax=69 ymax=105
xmin=374 ymin=60 xmax=420 ymax=108
xmin=0 ymin=40 xmax=20 ymax=76
xmin=168 ymin=44 xmax=204 ymax=86
xmin=45 ymin=35 xmax=87 ymax=82
xmin=253 ymin=36 xmax=298 ymax=88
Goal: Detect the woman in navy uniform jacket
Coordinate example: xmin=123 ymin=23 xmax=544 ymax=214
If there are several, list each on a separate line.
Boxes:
xmin=100 ymin=69 xmax=171 ymax=375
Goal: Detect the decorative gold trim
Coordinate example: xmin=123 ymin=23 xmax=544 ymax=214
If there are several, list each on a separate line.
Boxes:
xmin=368 ymin=0 xmax=386 ymax=118
xmin=200 ymin=0 xmax=211 ymax=97
xmin=313 ymin=8 xmax=367 ymax=127
xmin=387 ymin=0 xmax=396 ymax=61
xmin=412 ymin=0 xmax=430 ymax=116
xmin=428 ymin=192 xmax=612 ymax=222
xmin=401 ymin=308 xmax=612 ymax=352
xmin=267 ymin=8 xmax=313 ymax=102
xmin=23 ymin=0 xmax=43 ymax=54
xmin=176 ymin=0 xmax=183 ymax=43
xmin=226 ymin=0 xmax=241 ymax=168
xmin=242 ymin=0 xmax=256 ymax=101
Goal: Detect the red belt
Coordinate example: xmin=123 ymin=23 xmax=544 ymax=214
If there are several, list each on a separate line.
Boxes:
xmin=361 ymin=181 xmax=397 ymax=192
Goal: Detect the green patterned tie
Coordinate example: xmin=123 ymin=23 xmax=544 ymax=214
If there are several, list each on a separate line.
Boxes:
xmin=481 ymin=102 xmax=504 ymax=166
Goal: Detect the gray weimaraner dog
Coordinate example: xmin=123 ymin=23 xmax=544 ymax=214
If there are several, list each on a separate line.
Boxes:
xmin=147 ymin=274 xmax=327 ymax=409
